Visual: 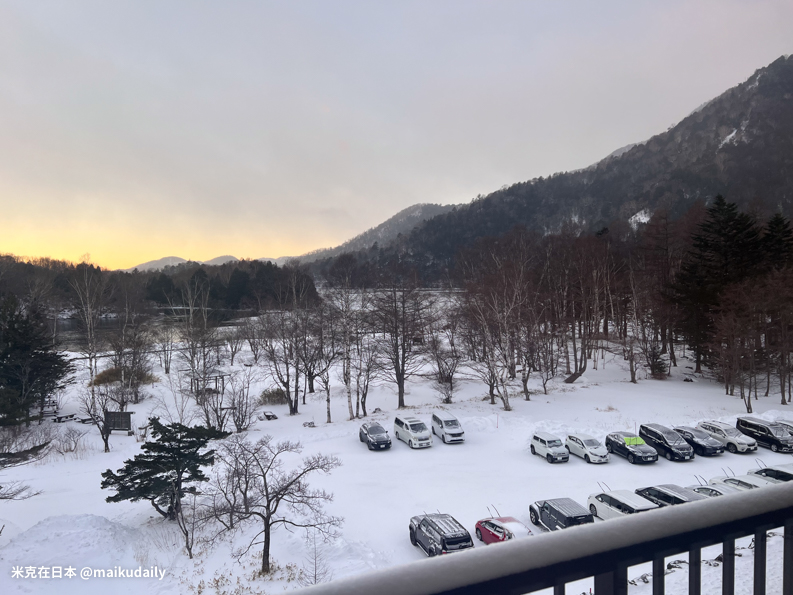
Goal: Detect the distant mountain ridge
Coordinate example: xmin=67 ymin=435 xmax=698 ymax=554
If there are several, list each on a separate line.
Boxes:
xmin=126 ymin=255 xmax=239 ymax=272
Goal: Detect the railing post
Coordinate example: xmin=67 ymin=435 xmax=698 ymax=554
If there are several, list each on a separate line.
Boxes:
xmin=722 ymin=538 xmax=735 ymax=595
xmin=754 ymin=529 xmax=766 ymax=595
xmin=689 ymin=547 xmax=701 ymax=595
xmin=595 ymin=565 xmax=627 ymax=595
xmin=785 ymin=518 xmax=793 ymax=595
xmin=554 ymin=585 xmax=564 ymax=595
xmin=653 ymin=557 xmax=665 ymax=595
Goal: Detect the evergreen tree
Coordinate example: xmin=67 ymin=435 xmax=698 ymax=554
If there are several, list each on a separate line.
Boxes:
xmin=762 ymin=213 xmax=793 ymax=270
xmin=673 ymin=196 xmax=764 ymax=372
xmin=100 ymin=417 xmax=229 ymax=520
xmin=0 ymin=295 xmax=72 ymax=425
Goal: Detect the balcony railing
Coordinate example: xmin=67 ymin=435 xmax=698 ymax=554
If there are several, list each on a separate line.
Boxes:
xmin=298 ymin=481 xmax=793 ymax=595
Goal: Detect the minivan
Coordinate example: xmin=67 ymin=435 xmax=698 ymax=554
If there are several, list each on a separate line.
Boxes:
xmin=736 ymin=417 xmax=793 ymax=453
xmin=635 ymin=484 xmax=708 ymax=507
xmin=587 ymin=489 xmax=659 ymax=519
xmin=431 ymin=411 xmax=465 ymax=444
xmin=393 ymin=415 xmax=432 ymax=449
xmin=639 ymin=424 xmax=694 ymax=461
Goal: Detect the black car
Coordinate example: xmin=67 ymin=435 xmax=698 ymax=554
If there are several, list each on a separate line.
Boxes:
xmin=736 ymin=417 xmax=793 ymax=453
xmin=635 ymin=484 xmax=708 ymax=507
xmin=639 ymin=424 xmax=694 ymax=461
xmin=359 ymin=422 xmax=392 ymax=450
xmin=409 ymin=514 xmax=474 ymax=556
xmin=673 ymin=426 xmax=725 ymax=456
xmin=529 ymin=498 xmax=594 ymax=531
xmin=605 ymin=431 xmax=658 ymax=464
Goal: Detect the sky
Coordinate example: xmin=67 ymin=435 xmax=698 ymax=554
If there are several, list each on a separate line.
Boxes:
xmin=1 ymin=1 xmax=792 ymax=270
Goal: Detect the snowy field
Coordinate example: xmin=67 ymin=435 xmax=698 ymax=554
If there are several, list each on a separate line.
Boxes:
xmin=1 ymin=348 xmax=792 ymax=595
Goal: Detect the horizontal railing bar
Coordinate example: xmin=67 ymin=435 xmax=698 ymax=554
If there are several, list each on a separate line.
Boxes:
xmin=298 ymin=482 xmax=793 ymax=595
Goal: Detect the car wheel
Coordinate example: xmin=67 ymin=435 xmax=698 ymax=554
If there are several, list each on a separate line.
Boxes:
xmin=409 ymin=440 xmax=414 ymax=449
xmin=590 ymin=504 xmax=598 ymax=517
xmin=475 ymin=528 xmax=482 ymax=541
xmin=359 ymin=433 xmax=364 ymax=442
xmin=547 ymin=454 xmax=554 ymax=463
xmin=607 ymin=443 xmax=613 ymax=453
xmin=585 ymin=455 xmax=591 ymax=464
xmin=432 ymin=426 xmax=436 ymax=435
xmin=530 ymin=445 xmax=536 ymax=455
xmin=395 ymin=431 xmax=399 ymax=442
xmin=695 ymin=446 xmax=702 ymax=456
xmin=409 ymin=529 xmax=417 ymax=546
xmin=728 ymin=443 xmax=737 ymax=454
xmin=772 ymin=444 xmax=779 ymax=453
xmin=428 ymin=545 xmax=436 ymax=557
xmin=442 ymin=434 xmax=447 ymax=444
xmin=529 ymin=509 xmax=539 ymax=526
xmin=367 ymin=441 xmax=373 ymax=451
xmin=628 ymin=454 xmax=636 ymax=464
xmin=666 ymin=452 xmax=673 ymax=461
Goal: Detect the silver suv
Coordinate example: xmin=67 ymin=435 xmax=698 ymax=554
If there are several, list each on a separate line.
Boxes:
xmin=530 ymin=431 xmax=569 ymax=463
xmin=697 ymin=420 xmax=757 ymax=453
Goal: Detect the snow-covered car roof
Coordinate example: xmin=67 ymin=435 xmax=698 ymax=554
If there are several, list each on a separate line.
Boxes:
xmin=537 ymin=498 xmax=590 ymax=518
xmin=533 ymin=431 xmax=563 ymax=441
xmin=433 ymin=410 xmax=459 ymax=421
xmin=491 ymin=516 xmax=532 ymax=537
xmin=652 ymin=484 xmax=708 ymax=501
xmin=596 ymin=490 xmax=659 ymax=510
xmin=567 ymin=432 xmax=596 ymax=441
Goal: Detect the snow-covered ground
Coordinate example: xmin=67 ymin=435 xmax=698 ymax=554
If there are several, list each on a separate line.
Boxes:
xmin=1 ymin=348 xmax=791 ymax=594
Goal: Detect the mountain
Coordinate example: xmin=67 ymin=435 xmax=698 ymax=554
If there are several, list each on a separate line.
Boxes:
xmin=297 ymin=203 xmax=457 ymax=263
xmin=126 ymin=255 xmax=238 ymax=272
xmin=380 ymin=55 xmax=793 ymax=272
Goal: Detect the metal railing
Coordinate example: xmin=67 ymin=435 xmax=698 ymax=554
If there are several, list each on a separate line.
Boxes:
xmin=298 ymin=481 xmax=793 ymax=595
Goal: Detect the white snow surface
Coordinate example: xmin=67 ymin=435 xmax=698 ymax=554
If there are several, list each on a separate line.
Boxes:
xmin=1 ymin=345 xmax=792 ymax=594
xmin=629 ymin=209 xmax=652 ymax=229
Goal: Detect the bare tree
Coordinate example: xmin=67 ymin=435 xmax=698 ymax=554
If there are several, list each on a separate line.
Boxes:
xmin=77 ymin=387 xmax=117 ymax=453
xmin=227 ymin=365 xmax=260 ymax=432
xmin=371 ymin=278 xmax=432 ymax=409
xmin=225 ymin=326 xmax=245 ymax=367
xmin=240 ymin=316 xmax=264 ymax=364
xmin=69 ymin=258 xmax=111 ymax=389
xmin=298 ymin=529 xmax=333 ymax=587
xmin=209 ymin=435 xmax=342 ymax=575
xmin=260 ymin=311 xmax=303 ymax=415
xmin=0 ymin=432 xmax=50 ymax=500
xmin=153 ymin=320 xmax=178 ymax=375
xmin=425 ymin=300 xmax=463 ymax=404
xmin=152 ymin=369 xmax=198 ymax=426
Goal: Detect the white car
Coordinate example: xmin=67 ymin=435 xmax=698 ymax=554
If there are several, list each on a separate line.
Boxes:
xmin=394 ymin=415 xmax=432 ymax=449
xmin=697 ymin=420 xmax=757 ymax=453
xmin=708 ymin=474 xmax=774 ymax=492
xmin=587 ymin=489 xmax=658 ymax=519
xmin=530 ymin=431 xmax=569 ymax=463
xmin=747 ymin=464 xmax=793 ymax=484
xmin=566 ymin=433 xmax=609 ymax=464
xmin=431 ymin=411 xmax=465 ymax=444
xmin=687 ymin=484 xmax=741 ymax=498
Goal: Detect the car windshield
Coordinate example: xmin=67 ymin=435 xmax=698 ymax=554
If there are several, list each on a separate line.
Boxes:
xmin=444 ymin=420 xmax=460 ymax=428
xmin=662 ymin=432 xmax=686 ymax=445
xmin=724 ymin=428 xmax=742 ymax=438
xmin=410 ymin=423 xmax=427 ymax=432
xmin=583 ymin=439 xmax=601 ymax=447
xmin=547 ymin=439 xmax=563 ymax=448
xmin=776 ymin=470 xmax=793 ymax=481
xmin=369 ymin=426 xmax=385 ymax=435
xmin=769 ymin=426 xmax=788 ymax=437
xmin=622 ymin=436 xmax=645 ymax=446
xmin=686 ymin=428 xmax=709 ymax=439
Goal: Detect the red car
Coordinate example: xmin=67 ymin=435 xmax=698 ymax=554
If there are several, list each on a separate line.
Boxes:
xmin=474 ymin=516 xmax=533 ymax=544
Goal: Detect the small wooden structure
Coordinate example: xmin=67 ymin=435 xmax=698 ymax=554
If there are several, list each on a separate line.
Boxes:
xmin=188 ymin=373 xmax=227 ymax=395
xmin=104 ymin=411 xmax=133 ymax=433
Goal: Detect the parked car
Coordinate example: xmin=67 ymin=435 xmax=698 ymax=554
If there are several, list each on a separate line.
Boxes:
xmin=529 ymin=498 xmax=594 ymax=531
xmin=774 ymin=419 xmax=793 ymax=436
xmin=565 ymin=433 xmax=609 ymax=464
xmin=748 ymin=464 xmax=793 ymax=483
xmin=474 ymin=516 xmax=533 ymax=544
xmin=358 ymin=422 xmax=392 ymax=450
xmin=708 ymin=474 xmax=775 ymax=491
xmin=635 ymin=484 xmax=708 ymax=507
xmin=431 ymin=411 xmax=465 ymax=444
xmin=639 ymin=424 xmax=695 ymax=461
xmin=531 ymin=432 xmax=569 ymax=463
xmin=673 ymin=426 xmax=725 ymax=456
xmin=587 ymin=490 xmax=659 ymax=520
xmin=687 ymin=484 xmax=741 ymax=498
xmin=409 ymin=513 xmax=474 ymax=556
xmin=529 ymin=498 xmax=595 ymax=531
xmin=697 ymin=420 xmax=757 ymax=453
xmin=605 ymin=431 xmax=658 ymax=464
xmin=394 ymin=415 xmax=432 ymax=449
xmin=736 ymin=417 xmax=793 ymax=453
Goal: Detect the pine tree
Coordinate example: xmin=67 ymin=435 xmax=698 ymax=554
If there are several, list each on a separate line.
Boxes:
xmin=762 ymin=213 xmax=793 ymax=270
xmin=0 ymin=295 xmax=72 ymax=425
xmin=100 ymin=417 xmax=229 ymax=520
xmin=673 ymin=196 xmax=763 ymax=372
